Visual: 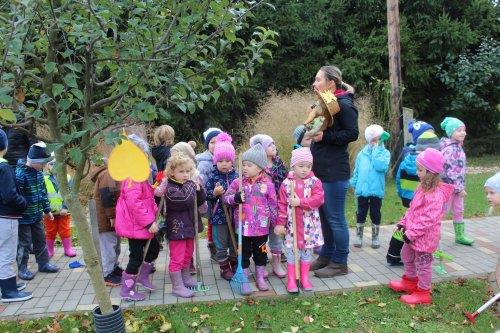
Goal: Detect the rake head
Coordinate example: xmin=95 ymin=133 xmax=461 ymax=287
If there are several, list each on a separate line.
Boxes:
xmin=230 ymin=268 xmax=251 ymax=296
xmin=189 ymin=282 xmax=210 ymax=292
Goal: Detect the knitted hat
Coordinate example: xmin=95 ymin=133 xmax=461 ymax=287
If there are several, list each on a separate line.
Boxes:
xmin=415 ymin=132 xmax=440 ymax=152
xmin=291 ymin=147 xmax=313 ymax=168
xmin=172 ymin=141 xmax=197 ymax=161
xmin=440 ymin=117 xmax=465 ymax=137
xmin=0 ymin=129 xmax=7 ymax=151
xmin=293 ymin=125 xmax=306 ymax=145
xmin=203 ymin=127 xmax=222 ymax=149
xmin=364 ymin=124 xmax=384 ymax=143
xmin=242 ymin=143 xmax=267 ymax=170
xmin=408 ymin=121 xmax=434 ymax=143
xmin=27 ymin=141 xmax=53 ymax=164
xmin=249 ymin=134 xmax=274 ymax=151
xmin=416 ymin=148 xmax=444 ymax=174
xmin=485 ymin=172 xmax=500 ymax=193
xmin=213 ymin=132 xmax=235 ymax=163
xmin=127 ymin=134 xmax=150 ymax=156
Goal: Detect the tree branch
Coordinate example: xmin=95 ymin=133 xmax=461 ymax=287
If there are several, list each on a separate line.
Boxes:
xmin=90 ymin=91 xmax=126 ymax=111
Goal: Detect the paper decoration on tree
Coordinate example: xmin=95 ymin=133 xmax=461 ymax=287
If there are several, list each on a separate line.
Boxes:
xmin=108 ymin=136 xmax=150 ymax=182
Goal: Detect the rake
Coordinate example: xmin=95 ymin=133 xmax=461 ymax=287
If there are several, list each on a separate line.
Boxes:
xmin=464 ymin=293 xmax=500 ymax=324
xmin=290 ymin=181 xmax=300 ymax=294
xmin=190 ymin=193 xmax=210 ymax=292
xmin=433 ymin=243 xmax=453 ymax=276
xmin=230 ymin=154 xmax=250 ymax=295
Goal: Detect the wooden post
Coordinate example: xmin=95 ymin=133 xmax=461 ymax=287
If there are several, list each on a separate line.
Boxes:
xmin=88 ymin=199 xmax=102 ymax=269
xmin=387 ymin=0 xmax=403 ymax=157
xmin=402 ymin=107 xmax=414 ymax=145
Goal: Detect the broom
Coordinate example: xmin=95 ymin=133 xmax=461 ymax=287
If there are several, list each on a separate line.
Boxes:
xmin=190 ymin=192 xmax=209 ymax=292
xmin=230 ymin=154 xmax=250 ymax=295
xmin=290 ymin=181 xmax=300 ymax=294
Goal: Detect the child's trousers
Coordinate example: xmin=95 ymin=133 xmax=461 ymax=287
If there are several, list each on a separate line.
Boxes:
xmin=241 ymin=235 xmax=268 ymax=269
xmin=0 ymin=218 xmax=18 ymax=279
xmin=401 ymin=243 xmax=433 ymax=290
xmin=268 ymin=231 xmax=283 ymax=255
xmin=356 ymin=196 xmax=382 ymax=225
xmin=168 ymin=238 xmax=194 ymax=272
xmin=43 ymin=214 xmax=71 ymax=240
xmin=446 ymin=192 xmax=464 ymax=221
xmin=99 ymin=231 xmax=121 ymax=277
xmin=284 ymin=247 xmax=313 ymax=264
xmin=17 ymin=220 xmax=50 ymax=268
xmin=126 ymin=237 xmax=160 ymax=275
xmin=212 ymin=224 xmax=236 ymax=262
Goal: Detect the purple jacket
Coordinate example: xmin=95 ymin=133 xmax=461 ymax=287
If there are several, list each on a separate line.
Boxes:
xmin=156 ymin=178 xmax=206 ymax=240
xmin=440 ymin=138 xmax=466 ymax=193
xmin=223 ymin=174 xmax=277 ymax=237
xmin=115 ymin=179 xmax=158 ymax=240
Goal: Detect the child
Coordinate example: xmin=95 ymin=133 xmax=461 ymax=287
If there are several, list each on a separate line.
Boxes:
xmin=274 ymin=147 xmax=324 ymax=293
xmin=292 ymin=125 xmax=312 ymax=149
xmin=0 ymin=129 xmax=32 ymax=302
xmin=250 ymin=134 xmax=288 ymax=277
xmin=388 ymin=132 xmax=440 ymax=265
xmin=350 ymin=125 xmax=390 ymax=248
xmin=155 ymin=153 xmax=206 ymax=298
xmin=205 ymin=133 xmax=238 ymax=280
xmin=152 ymin=125 xmax=175 ymax=172
xmin=16 ymin=142 xmax=59 ymax=281
xmin=43 ymin=157 xmax=76 ymax=258
xmin=115 ymin=135 xmax=159 ymax=301
xmin=389 ymin=148 xmax=454 ymax=305
xmin=224 ymin=143 xmax=277 ymax=294
xmin=196 ymin=127 xmax=221 ymax=261
xmin=440 ymin=117 xmax=473 ymax=245
xmin=485 ymin=172 xmax=500 ymax=214
xmin=91 ymin=159 xmax=122 ymax=286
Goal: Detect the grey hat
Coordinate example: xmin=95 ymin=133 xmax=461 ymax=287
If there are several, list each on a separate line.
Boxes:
xmin=485 ymin=172 xmax=500 ymax=193
xmin=293 ymin=125 xmax=306 ymax=145
xmin=415 ymin=132 xmax=440 ymax=153
xmin=242 ymin=143 xmax=268 ymax=170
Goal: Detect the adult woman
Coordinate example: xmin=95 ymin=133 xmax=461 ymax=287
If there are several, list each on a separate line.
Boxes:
xmin=309 ymin=66 xmax=359 ymax=278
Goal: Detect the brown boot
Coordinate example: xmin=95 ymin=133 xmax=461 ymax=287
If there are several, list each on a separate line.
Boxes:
xmin=310 ymin=256 xmax=330 ymax=271
xmin=313 ymin=262 xmax=348 ymax=278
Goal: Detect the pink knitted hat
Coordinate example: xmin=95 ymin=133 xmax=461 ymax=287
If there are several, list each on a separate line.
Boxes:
xmin=416 ymin=148 xmax=445 ymax=174
xmin=291 ymin=147 xmax=313 ymax=168
xmin=213 ymin=132 xmax=235 ymax=163
xmin=249 ymin=134 xmax=274 ymax=151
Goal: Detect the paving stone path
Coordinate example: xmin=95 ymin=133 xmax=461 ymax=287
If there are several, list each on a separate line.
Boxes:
xmin=0 ymin=217 xmax=498 ymax=318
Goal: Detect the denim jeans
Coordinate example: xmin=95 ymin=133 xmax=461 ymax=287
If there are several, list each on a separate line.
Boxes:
xmin=319 ymin=180 xmax=350 ymax=264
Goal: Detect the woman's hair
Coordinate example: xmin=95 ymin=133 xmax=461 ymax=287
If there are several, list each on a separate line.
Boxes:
xmin=165 ymin=152 xmax=195 ymax=178
xmin=420 ymin=171 xmax=441 ymax=192
xmin=320 ymin=65 xmax=342 ymax=87
xmin=153 ymin=125 xmax=175 ymax=146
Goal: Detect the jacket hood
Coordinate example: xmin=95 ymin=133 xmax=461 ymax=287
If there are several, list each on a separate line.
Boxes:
xmin=90 ymin=166 xmax=107 ymax=183
xmin=400 ymin=153 xmax=417 ymax=174
xmin=196 ymin=150 xmax=213 ymax=163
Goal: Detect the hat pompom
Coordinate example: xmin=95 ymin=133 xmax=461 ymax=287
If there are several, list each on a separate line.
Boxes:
xmin=216 ymin=132 xmax=232 ymax=144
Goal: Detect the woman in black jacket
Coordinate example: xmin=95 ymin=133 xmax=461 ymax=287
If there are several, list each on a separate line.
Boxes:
xmin=309 ymin=66 xmax=359 ymax=278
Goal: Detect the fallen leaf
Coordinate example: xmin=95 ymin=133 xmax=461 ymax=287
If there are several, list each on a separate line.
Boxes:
xmin=160 ymin=322 xmax=172 ymax=332
xmin=377 ymin=302 xmax=387 ymax=308
xmin=232 ymin=305 xmax=239 ymax=312
xmin=199 ymin=328 xmax=212 ymax=333
xmin=81 ymin=319 xmax=91 ymax=329
xmin=302 ymin=301 xmax=311 ymax=306
xmin=303 ymin=316 xmax=314 ymax=324
xmin=192 ymin=306 xmax=199 ymax=313
xmin=191 ymin=321 xmax=199 ymax=327
xmin=70 ymin=328 xmax=79 ymax=333
xmin=295 ymin=309 xmax=301 ymax=314
xmin=321 ymin=324 xmax=331 ymax=329
xmin=291 ymin=326 xmax=299 ymax=333
xmin=200 ymin=314 xmax=210 ymax=321
xmin=233 ymin=328 xmax=242 ymax=332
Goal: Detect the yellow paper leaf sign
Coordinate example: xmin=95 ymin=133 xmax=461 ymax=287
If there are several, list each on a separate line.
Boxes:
xmin=0 ymin=108 xmax=17 ymax=125
xmin=108 ymin=138 xmax=150 ymax=182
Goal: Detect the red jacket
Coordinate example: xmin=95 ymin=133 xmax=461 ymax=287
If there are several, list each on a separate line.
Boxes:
xmin=115 ymin=179 xmax=158 ymax=240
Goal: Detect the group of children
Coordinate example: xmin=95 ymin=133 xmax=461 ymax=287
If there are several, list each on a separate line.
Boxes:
xmin=1 ymin=113 xmax=498 ymax=306
xmin=0 ymin=135 xmax=77 ymax=303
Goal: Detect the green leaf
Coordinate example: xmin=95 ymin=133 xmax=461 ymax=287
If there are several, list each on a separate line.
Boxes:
xmin=212 ymin=90 xmax=221 ymax=102
xmin=57 ymin=99 xmax=72 ymax=112
xmin=64 ymin=74 xmax=78 ymax=89
xmin=68 ymin=147 xmax=83 ymax=164
xmin=0 ymin=108 xmax=16 ymax=124
xmin=52 ymin=84 xmax=65 ymax=97
xmin=44 ymin=62 xmax=57 ymax=74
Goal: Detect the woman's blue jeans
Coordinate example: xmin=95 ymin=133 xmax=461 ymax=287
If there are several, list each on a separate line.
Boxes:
xmin=319 ymin=180 xmax=350 ymax=265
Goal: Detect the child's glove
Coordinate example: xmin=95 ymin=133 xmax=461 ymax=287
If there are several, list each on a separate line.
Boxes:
xmin=234 ymin=191 xmax=245 ymax=204
xmin=274 ymin=225 xmax=286 ymax=236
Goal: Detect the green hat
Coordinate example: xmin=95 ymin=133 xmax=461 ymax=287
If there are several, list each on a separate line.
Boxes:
xmin=440 ymin=117 xmax=465 ymax=137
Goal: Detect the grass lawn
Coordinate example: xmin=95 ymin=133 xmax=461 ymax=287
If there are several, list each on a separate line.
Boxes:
xmin=0 ymin=278 xmax=497 ymax=332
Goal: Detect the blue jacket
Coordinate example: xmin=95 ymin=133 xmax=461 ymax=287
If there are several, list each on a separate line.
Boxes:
xmin=350 ymin=144 xmax=390 ymax=198
xmin=15 ymin=160 xmax=51 ymax=224
xmin=396 ymin=151 xmax=419 ymax=201
xmin=0 ymin=159 xmax=26 ymax=218
xmin=196 ymin=150 xmax=214 ymax=187
xmin=205 ymin=168 xmax=238 ymax=225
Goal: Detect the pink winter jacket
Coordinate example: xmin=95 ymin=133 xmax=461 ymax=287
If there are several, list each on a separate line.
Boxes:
xmin=115 ymin=179 xmax=158 ymax=240
xmin=399 ymin=182 xmax=454 ymax=253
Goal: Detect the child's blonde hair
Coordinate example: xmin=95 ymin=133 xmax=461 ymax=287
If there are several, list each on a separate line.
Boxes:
xmin=420 ymin=171 xmax=441 ymax=192
xmin=153 ymin=125 xmax=175 ymax=146
xmin=165 ymin=152 xmax=195 ymax=179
